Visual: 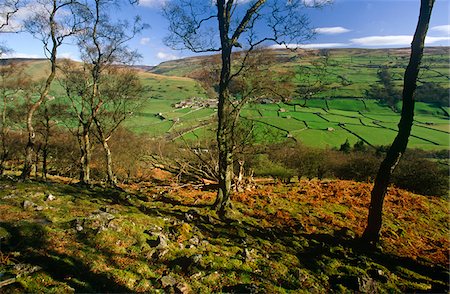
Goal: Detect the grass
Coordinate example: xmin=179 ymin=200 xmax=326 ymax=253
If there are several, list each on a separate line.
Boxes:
xmin=0 ymin=177 xmax=448 ymax=293
xmin=4 ymin=47 xmax=449 ymax=150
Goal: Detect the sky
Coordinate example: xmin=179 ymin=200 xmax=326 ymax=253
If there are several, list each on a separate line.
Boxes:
xmin=0 ymin=0 xmax=449 ymax=66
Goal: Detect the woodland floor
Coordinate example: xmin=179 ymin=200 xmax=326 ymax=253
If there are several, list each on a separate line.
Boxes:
xmin=0 ymin=175 xmax=448 ymax=293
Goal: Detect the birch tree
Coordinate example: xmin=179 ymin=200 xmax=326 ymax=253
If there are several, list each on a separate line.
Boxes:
xmin=20 ymin=0 xmax=86 ymax=179
xmin=164 ymin=0 xmax=327 ymax=217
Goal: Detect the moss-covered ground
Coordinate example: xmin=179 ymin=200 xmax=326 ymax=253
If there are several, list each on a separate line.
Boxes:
xmin=0 ymin=177 xmax=448 ymax=293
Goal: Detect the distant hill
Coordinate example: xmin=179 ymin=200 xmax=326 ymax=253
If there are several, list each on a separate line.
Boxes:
xmin=1 ymin=48 xmax=448 ymax=150
xmin=150 ymin=46 xmax=450 ymax=78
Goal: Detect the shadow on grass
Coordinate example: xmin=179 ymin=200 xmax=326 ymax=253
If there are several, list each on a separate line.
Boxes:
xmin=132 ymin=193 xmax=449 ymax=293
xmin=1 ymin=178 xmax=447 ymax=292
xmin=0 ymin=221 xmax=132 ymax=293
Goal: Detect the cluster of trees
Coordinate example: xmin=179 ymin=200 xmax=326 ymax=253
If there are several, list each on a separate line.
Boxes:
xmin=1 ymin=0 xmax=144 ymax=186
xmin=0 ymin=0 xmax=437 ymax=245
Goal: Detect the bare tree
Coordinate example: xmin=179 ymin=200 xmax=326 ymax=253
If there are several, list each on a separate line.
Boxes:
xmin=0 ymin=0 xmax=20 ymax=31
xmin=0 ymin=61 xmax=29 ymax=175
xmin=20 ymin=0 xmax=86 ymax=180
xmin=361 ymin=0 xmax=435 ymax=244
xmin=60 ymin=0 xmax=145 ymax=185
xmin=164 ymin=0 xmax=326 ymax=217
xmin=92 ymin=67 xmax=142 ymax=186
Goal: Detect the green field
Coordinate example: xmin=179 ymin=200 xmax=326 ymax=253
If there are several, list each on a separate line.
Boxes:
xmin=3 ymin=47 xmax=449 ymax=150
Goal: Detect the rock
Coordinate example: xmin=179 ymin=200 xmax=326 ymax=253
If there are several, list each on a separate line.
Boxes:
xmin=74 ymin=210 xmax=115 ymax=233
xmin=188 ymin=235 xmax=200 ymax=246
xmin=184 ymin=209 xmax=199 ymax=222
xmin=148 ymin=234 xmax=168 ymax=249
xmin=35 ymin=206 xmax=44 ymax=211
xmin=3 ymin=194 xmax=17 ymax=199
xmin=160 ymin=275 xmax=177 ymax=288
xmin=176 ymin=282 xmax=192 ymax=294
xmin=23 ymin=200 xmax=35 ymax=210
xmin=367 ymin=268 xmax=388 ymax=283
xmin=191 ymin=254 xmax=202 ymax=264
xmin=100 ymin=207 xmax=118 ymax=214
xmin=13 ymin=263 xmax=42 ymax=277
xmin=241 ymin=248 xmax=255 ymax=263
xmin=46 ymin=194 xmax=56 ymax=201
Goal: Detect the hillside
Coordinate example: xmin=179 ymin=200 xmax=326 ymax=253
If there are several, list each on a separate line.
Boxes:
xmin=151 ymin=47 xmax=449 ymax=98
xmin=2 ymin=47 xmax=449 ymax=150
xmin=0 ymin=176 xmax=448 ymax=292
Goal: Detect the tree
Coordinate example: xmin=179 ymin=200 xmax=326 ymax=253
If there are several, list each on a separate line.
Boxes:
xmin=364 ymin=66 xmax=401 ymax=111
xmin=61 ymin=0 xmax=144 ymax=185
xmin=92 ymin=67 xmax=142 ymax=186
xmin=361 ymin=0 xmax=435 ymax=244
xmin=0 ymin=61 xmax=29 ymax=175
xmin=0 ymin=0 xmax=20 ymax=31
xmin=20 ymin=0 xmax=86 ymax=180
xmin=292 ymin=50 xmax=331 ymax=108
xmin=164 ymin=0 xmax=326 ymax=217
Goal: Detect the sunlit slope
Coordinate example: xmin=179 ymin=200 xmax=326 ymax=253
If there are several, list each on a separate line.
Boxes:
xmin=4 ymin=47 xmax=449 ymax=150
xmin=152 ymin=47 xmax=449 ymax=98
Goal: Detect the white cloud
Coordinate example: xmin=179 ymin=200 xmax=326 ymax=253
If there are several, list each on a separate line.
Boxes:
xmin=425 ymin=36 xmax=450 ymax=44
xmin=2 ymin=52 xmax=42 ymax=59
xmin=140 ymin=37 xmax=150 ymax=45
xmin=0 ymin=2 xmax=49 ymax=32
xmin=302 ymin=0 xmax=333 ymax=7
xmin=430 ymin=25 xmax=450 ymax=35
xmin=156 ymin=51 xmax=178 ymax=60
xmin=350 ymin=35 xmax=450 ymax=46
xmin=314 ymin=27 xmax=350 ymax=35
xmin=139 ymin=0 xmax=167 ymax=8
xmin=269 ymin=43 xmax=348 ymax=49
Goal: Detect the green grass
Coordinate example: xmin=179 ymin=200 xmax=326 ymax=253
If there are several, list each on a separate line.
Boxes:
xmin=1 ymin=177 xmax=447 ymax=293
xmin=4 ymin=47 xmax=449 ymax=150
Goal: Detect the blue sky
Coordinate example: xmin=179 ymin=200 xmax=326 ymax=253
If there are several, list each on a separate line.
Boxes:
xmin=1 ymin=0 xmax=449 ymax=65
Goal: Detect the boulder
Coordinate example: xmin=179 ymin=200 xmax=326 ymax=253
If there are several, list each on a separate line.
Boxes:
xmin=160 ymin=275 xmax=177 ymax=288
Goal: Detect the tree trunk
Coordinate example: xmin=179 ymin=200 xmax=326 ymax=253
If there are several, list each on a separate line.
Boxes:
xmin=79 ymin=125 xmax=91 ymax=185
xmin=0 ymin=93 xmax=8 ymax=176
xmin=102 ymin=138 xmax=116 ymax=186
xmin=213 ymin=2 xmax=234 ymax=217
xmin=21 ymin=101 xmax=42 ymax=179
xmin=42 ymin=105 xmax=50 ymax=180
xmin=361 ymin=0 xmax=434 ymax=244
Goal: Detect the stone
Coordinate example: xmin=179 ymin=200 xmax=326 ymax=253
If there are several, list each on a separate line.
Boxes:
xmin=160 ymin=275 xmax=177 ymax=288
xmin=3 ymin=194 xmax=17 ymax=199
xmin=242 ymin=248 xmax=255 ymax=263
xmin=176 ymin=282 xmax=192 ymax=294
xmin=46 ymin=194 xmax=56 ymax=201
xmin=35 ymin=206 xmax=44 ymax=211
xmin=188 ymin=235 xmax=200 ymax=246
xmin=23 ymin=200 xmax=35 ymax=210
xmin=148 ymin=234 xmax=168 ymax=249
xmin=191 ymin=254 xmax=202 ymax=264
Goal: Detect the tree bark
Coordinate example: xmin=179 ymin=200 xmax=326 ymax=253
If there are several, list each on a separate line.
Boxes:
xmin=213 ymin=2 xmax=234 ymax=217
xmin=95 ymin=119 xmax=116 ymax=186
xmin=361 ymin=0 xmax=434 ymax=244
xmin=41 ymin=103 xmax=50 ymax=180
xmin=78 ymin=124 xmax=91 ymax=184
xmin=0 ymin=91 xmax=8 ymax=176
xmin=21 ymin=2 xmax=58 ymax=180
xmin=102 ymin=138 xmax=116 ymax=186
